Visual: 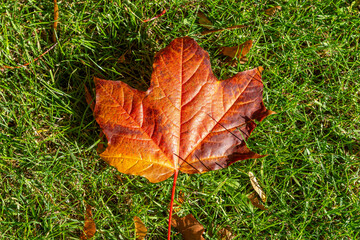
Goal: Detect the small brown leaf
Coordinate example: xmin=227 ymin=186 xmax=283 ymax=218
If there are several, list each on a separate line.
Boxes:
xmin=80 ymin=204 xmax=96 ymax=240
xmin=248 ymin=192 xmax=268 ymax=210
xmin=249 ymin=171 xmax=266 ymax=202
xmin=197 ymin=11 xmax=213 ymax=29
xmin=265 ymin=6 xmax=282 ymax=16
xmin=220 ymin=40 xmax=253 ymax=59
xmin=218 ymin=226 xmax=236 ymax=240
xmin=171 ymin=214 xmax=205 ymax=240
xmin=134 ymin=216 xmax=147 ymax=240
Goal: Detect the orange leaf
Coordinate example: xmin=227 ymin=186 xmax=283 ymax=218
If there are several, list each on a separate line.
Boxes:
xmin=220 ymin=40 xmax=253 ymax=59
xmin=80 ymin=204 xmax=96 ymax=240
xmin=134 ymin=216 xmax=147 ymax=240
xmin=171 ymin=214 xmax=205 ymax=240
xmin=93 ymin=37 xmax=273 ymax=183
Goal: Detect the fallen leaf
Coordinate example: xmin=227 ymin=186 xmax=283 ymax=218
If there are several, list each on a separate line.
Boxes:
xmin=220 ymin=40 xmax=253 ymax=59
xmin=134 ymin=216 xmax=147 ymax=240
xmin=197 ymin=11 xmax=213 ymax=29
xmin=248 ymin=192 xmax=268 ymax=210
xmin=249 ymin=171 xmax=266 ymax=202
xmin=80 ymin=204 xmax=96 ymax=240
xmin=94 ymin=37 xmax=273 ymax=183
xmin=218 ymin=226 xmax=236 ymax=240
xmin=265 ymin=6 xmax=282 ymax=16
xmin=171 ymin=214 xmax=205 ymax=240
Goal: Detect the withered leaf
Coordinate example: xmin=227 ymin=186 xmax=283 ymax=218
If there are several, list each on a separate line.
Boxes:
xmin=94 ymin=37 xmax=273 ymax=183
xmin=80 ymin=204 xmax=96 ymax=240
xmin=220 ymin=40 xmax=253 ymax=59
xmin=249 ymin=171 xmax=266 ymax=202
xmin=248 ymin=192 xmax=268 ymax=210
xmin=171 ymin=214 xmax=205 ymax=240
xmin=265 ymin=6 xmax=282 ymax=16
xmin=218 ymin=226 xmax=236 ymax=240
xmin=134 ymin=216 xmax=147 ymax=240
xmin=197 ymin=11 xmax=213 ymax=29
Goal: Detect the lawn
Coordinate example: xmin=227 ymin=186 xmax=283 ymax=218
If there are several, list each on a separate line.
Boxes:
xmin=0 ymin=0 xmax=359 ymax=239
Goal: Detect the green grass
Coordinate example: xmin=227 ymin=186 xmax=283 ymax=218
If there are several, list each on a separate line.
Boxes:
xmin=1 ymin=0 xmax=359 ymax=239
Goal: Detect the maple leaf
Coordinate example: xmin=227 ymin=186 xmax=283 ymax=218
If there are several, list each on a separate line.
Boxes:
xmin=94 ymin=37 xmax=273 ymax=183
xmin=93 ymin=37 xmax=273 ymax=239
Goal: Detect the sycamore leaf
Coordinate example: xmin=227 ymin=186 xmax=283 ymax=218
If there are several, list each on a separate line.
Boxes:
xmin=94 ymin=37 xmax=273 ymax=183
xmin=134 ymin=216 xmax=147 ymax=239
xmin=80 ymin=204 xmax=96 ymax=240
xmin=171 ymin=214 xmax=205 ymax=240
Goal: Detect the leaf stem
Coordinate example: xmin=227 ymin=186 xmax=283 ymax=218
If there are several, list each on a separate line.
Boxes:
xmin=167 ymin=169 xmax=179 ymax=240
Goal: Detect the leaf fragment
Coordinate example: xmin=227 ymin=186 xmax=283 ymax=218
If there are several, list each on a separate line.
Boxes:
xmin=171 ymin=214 xmax=205 ymax=240
xmin=80 ymin=204 xmax=96 ymax=240
xmin=249 ymin=171 xmax=266 ymax=202
xmin=220 ymin=40 xmax=253 ymax=59
xmin=248 ymin=192 xmax=268 ymax=210
xmin=197 ymin=11 xmax=213 ymax=29
xmin=134 ymin=216 xmax=147 ymax=240
xmin=265 ymin=6 xmax=282 ymax=16
xmin=218 ymin=226 xmax=236 ymax=239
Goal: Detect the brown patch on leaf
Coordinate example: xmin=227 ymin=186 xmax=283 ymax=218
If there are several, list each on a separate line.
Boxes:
xmin=80 ymin=204 xmax=96 ymax=240
xmin=134 ymin=216 xmax=147 ymax=240
xmin=171 ymin=214 xmax=205 ymax=240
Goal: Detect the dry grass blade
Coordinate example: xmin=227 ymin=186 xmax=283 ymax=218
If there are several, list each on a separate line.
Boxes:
xmin=134 ymin=216 xmax=147 ymax=240
xmin=143 ymin=9 xmax=166 ymax=23
xmin=0 ymin=42 xmax=58 ymax=71
xmin=53 ymin=0 xmax=59 ymax=43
